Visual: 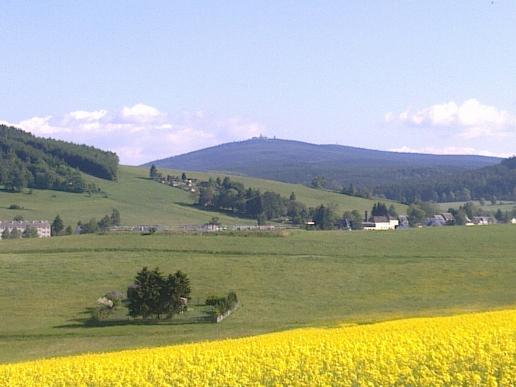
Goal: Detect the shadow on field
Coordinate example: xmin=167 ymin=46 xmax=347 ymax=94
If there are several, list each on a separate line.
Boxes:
xmin=53 ymin=308 xmax=213 ymax=329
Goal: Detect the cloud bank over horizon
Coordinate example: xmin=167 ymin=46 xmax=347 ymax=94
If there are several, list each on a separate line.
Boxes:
xmin=385 ymin=98 xmax=516 ymax=139
xmin=384 ymin=98 xmax=516 ymax=158
xmin=1 ymin=104 xmax=266 ymax=165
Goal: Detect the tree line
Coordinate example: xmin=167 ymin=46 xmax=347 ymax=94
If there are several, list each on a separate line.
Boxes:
xmin=374 ymin=157 xmax=516 ymax=204
xmin=0 ymin=124 xmax=119 ymax=193
xmin=197 ymin=176 xmax=311 ymax=224
xmin=49 ymin=209 xmax=121 ymax=236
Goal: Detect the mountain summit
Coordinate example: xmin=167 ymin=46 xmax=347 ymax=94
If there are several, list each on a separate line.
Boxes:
xmin=145 ymin=137 xmax=499 ymax=188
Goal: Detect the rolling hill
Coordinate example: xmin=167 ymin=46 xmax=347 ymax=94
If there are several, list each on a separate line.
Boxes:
xmin=146 ymin=137 xmax=500 ymax=189
xmin=0 ymin=166 xmax=404 ymax=227
xmin=0 ymin=125 xmax=118 ymax=192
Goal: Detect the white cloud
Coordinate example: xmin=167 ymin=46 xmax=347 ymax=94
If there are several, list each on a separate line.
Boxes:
xmin=386 ymin=98 xmax=516 ymax=138
xmin=389 ymin=146 xmax=513 ymax=158
xmin=17 ymin=116 xmax=69 ymax=135
xmin=68 ymin=109 xmax=108 ymax=121
xmin=2 ymin=104 xmax=267 ymax=165
xmin=121 ymin=103 xmax=163 ymax=122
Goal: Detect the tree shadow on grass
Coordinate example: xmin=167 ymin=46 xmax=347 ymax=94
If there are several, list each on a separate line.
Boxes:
xmin=53 ymin=308 xmax=213 ymax=329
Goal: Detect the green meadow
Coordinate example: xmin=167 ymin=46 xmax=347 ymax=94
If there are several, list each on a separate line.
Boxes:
xmin=0 ymin=225 xmax=514 ymax=363
xmin=0 ymin=166 xmax=404 ymax=228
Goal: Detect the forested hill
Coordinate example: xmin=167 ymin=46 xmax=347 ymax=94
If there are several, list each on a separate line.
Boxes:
xmin=0 ymin=125 xmax=119 ymax=193
xmin=376 ymin=157 xmax=516 ymax=203
xmin=146 ymin=137 xmax=500 ymax=188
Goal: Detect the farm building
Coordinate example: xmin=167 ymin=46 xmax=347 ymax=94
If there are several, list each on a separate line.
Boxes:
xmin=363 ymin=216 xmax=399 ymax=231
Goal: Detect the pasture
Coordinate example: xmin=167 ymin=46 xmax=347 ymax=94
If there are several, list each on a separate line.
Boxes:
xmin=0 ymin=225 xmax=514 ymax=363
xmin=0 ymin=166 xmax=402 ymax=228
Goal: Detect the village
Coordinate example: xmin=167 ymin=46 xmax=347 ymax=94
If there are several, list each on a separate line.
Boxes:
xmin=3 ymin=209 xmax=514 ymax=240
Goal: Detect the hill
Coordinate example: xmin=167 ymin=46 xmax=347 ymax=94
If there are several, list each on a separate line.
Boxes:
xmin=377 ymin=157 xmax=516 ymax=203
xmin=0 ymin=166 xmax=402 ymax=227
xmin=146 ymin=137 xmax=500 ymax=189
xmin=0 ymin=226 xmax=514 ymax=363
xmin=0 ymin=125 xmax=119 ymax=193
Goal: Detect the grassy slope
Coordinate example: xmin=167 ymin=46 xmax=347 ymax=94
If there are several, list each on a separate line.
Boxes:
xmin=0 ymin=167 xmax=252 ymax=227
xmin=158 ymin=167 xmax=406 ymax=212
xmin=439 ymin=200 xmax=516 ymax=213
xmin=0 ymin=225 xmax=514 ymax=363
xmin=0 ymin=166 xmax=405 ymax=227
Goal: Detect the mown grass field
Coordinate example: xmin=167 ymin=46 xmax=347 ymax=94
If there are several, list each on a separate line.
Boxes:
xmin=0 ymin=225 xmax=514 ymax=363
xmin=0 ymin=166 xmax=405 ymax=228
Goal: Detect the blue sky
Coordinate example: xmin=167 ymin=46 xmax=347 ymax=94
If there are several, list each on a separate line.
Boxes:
xmin=1 ymin=1 xmax=515 ymax=164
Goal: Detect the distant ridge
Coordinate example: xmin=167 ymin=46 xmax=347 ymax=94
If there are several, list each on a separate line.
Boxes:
xmin=145 ymin=137 xmax=500 ymax=189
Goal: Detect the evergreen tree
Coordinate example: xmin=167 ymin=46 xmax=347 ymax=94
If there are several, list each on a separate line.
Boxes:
xmin=127 ymin=267 xmax=163 ymax=319
xmin=1 ymin=228 xmax=10 ymax=240
xmin=51 ymin=215 xmax=64 ymax=236
xmin=372 ymin=202 xmax=389 ymax=217
xmin=495 ymin=209 xmax=506 ymax=223
xmin=84 ymin=218 xmax=99 ymax=234
xmin=350 ymin=210 xmax=364 ymax=230
xmin=312 ymin=205 xmax=337 ymax=230
xmin=65 ymin=225 xmax=73 ymax=235
xmin=98 ymin=215 xmax=112 ymax=231
xmin=149 ymin=164 xmax=158 ymax=179
xmin=10 ymin=227 xmax=21 ymax=239
xmin=289 ymin=192 xmax=296 ymax=201
xmin=388 ymin=204 xmax=398 ymax=218
xmin=22 ymin=227 xmax=38 ymax=238
xmin=110 ymin=208 xmax=121 ymax=226
xmin=127 ymin=267 xmax=191 ymax=320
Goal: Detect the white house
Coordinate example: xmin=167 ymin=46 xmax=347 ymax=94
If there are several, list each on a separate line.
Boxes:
xmin=0 ymin=220 xmax=51 ymax=239
xmin=364 ymin=216 xmax=399 ymax=231
xmin=511 ymin=218 xmax=516 ymax=224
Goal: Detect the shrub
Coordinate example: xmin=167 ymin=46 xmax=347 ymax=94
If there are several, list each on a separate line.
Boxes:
xmin=205 ymin=291 xmax=239 ymax=320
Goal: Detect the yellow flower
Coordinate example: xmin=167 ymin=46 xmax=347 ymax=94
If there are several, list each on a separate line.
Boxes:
xmin=0 ymin=310 xmax=514 ymax=386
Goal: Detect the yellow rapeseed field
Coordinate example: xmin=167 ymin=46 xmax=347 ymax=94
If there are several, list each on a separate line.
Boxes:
xmin=0 ymin=310 xmax=514 ymax=386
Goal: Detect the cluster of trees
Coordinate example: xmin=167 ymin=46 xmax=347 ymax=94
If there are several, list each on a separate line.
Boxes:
xmin=196 ymin=176 xmax=407 ymax=230
xmin=205 ymin=291 xmax=239 ymax=319
xmin=371 ymin=202 xmax=398 ymax=218
xmin=76 ymin=209 xmax=121 ymax=234
xmin=340 ymin=184 xmax=372 ymax=199
xmin=494 ymin=207 xmax=516 ymax=223
xmin=198 ymin=176 xmax=310 ymax=224
xmin=406 ymin=202 xmax=442 ymax=226
xmin=375 ymin=157 xmax=516 ymax=204
xmin=0 ymin=124 xmax=119 ymax=193
xmin=127 ymin=267 xmax=191 ymax=320
xmin=50 ymin=209 xmax=121 ymax=236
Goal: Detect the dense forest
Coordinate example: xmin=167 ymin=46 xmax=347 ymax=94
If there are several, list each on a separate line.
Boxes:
xmin=0 ymin=125 xmax=119 ymax=192
xmin=197 ymin=176 xmax=309 ymax=224
xmin=374 ymin=157 xmax=516 ymax=204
